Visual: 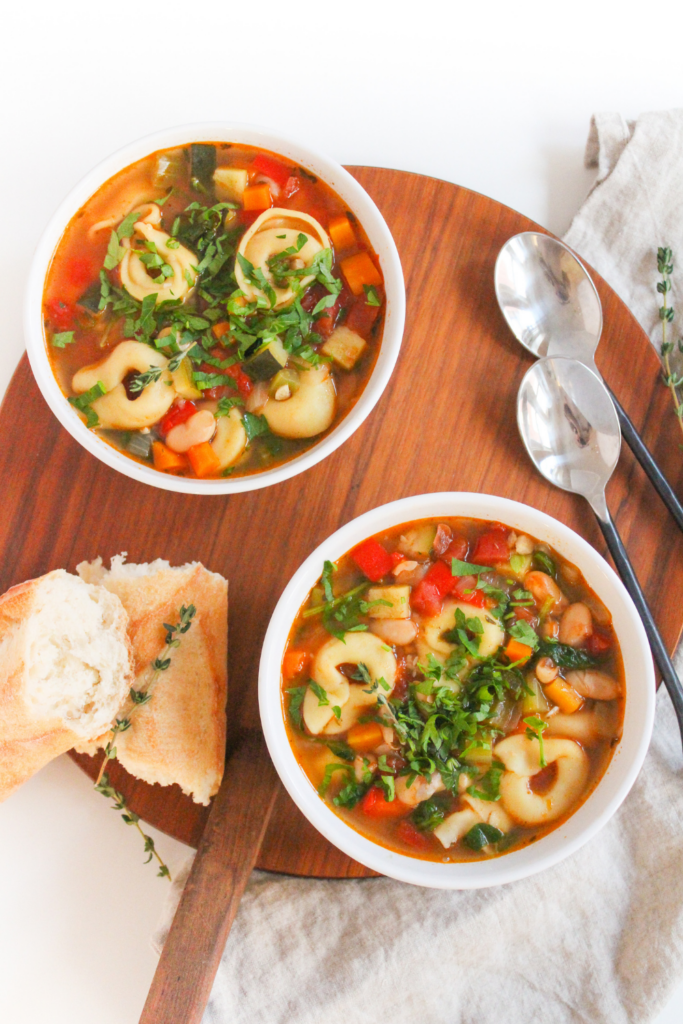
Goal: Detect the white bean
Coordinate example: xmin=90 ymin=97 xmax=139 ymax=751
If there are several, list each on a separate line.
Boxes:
xmin=535 ymin=657 xmax=559 ymax=684
xmin=369 ymin=619 xmax=418 ymax=646
xmin=559 ymin=603 xmax=593 ymax=647
xmin=165 ymin=411 xmax=216 ymax=453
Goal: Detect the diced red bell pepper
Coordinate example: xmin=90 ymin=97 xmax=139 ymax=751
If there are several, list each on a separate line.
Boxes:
xmin=160 ymin=399 xmax=197 ymax=436
xmin=586 ymin=630 xmax=612 ymax=656
xmin=410 ymin=559 xmax=455 ymax=616
xmin=351 ymin=538 xmax=394 ymax=581
xmin=45 ymin=298 xmax=74 ymax=331
xmin=253 ymin=154 xmax=292 ymax=190
xmin=472 ymin=528 xmax=510 ymax=564
xmin=360 ymin=786 xmax=409 ymax=819
xmin=439 ymin=535 xmax=468 ymax=564
xmin=396 ymin=819 xmax=433 ymax=850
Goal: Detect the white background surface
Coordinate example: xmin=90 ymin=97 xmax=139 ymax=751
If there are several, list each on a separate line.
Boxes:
xmin=1 ymin=2 xmax=682 ymax=1021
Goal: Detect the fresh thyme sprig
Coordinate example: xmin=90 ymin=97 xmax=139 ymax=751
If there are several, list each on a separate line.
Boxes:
xmin=95 ymin=774 xmax=171 ymax=879
xmin=657 ymin=247 xmax=683 ymax=437
xmin=93 ymin=603 xmax=196 ymax=880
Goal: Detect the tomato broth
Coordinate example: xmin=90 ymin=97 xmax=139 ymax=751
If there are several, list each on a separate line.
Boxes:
xmin=44 ymin=143 xmax=385 ymax=480
xmin=282 ymin=518 xmax=625 ymax=863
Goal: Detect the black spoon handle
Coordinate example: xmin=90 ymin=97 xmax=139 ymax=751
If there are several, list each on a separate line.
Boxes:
xmin=596 ymin=510 xmax=683 ymax=746
xmin=608 ymin=385 xmax=683 ymax=533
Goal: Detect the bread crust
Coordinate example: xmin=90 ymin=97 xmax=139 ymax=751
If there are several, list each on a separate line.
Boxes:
xmin=79 ymin=561 xmax=228 ymax=805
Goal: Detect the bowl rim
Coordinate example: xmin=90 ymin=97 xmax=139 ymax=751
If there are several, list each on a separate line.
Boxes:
xmin=24 ymin=120 xmax=405 ymax=494
xmin=258 ymin=491 xmax=656 ymax=889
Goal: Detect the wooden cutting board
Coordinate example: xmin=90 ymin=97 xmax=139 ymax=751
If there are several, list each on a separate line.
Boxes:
xmin=2 ymin=168 xmax=681 ymax=879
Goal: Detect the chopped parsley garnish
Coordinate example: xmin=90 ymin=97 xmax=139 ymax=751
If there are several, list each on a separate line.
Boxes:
xmin=523 ymin=716 xmax=549 ymax=767
xmin=285 ymin=685 xmax=307 ymax=730
xmin=68 ymin=381 xmax=106 ymax=428
xmin=508 ymin=619 xmax=540 ymax=650
xmin=51 ymin=331 xmax=75 ymax=348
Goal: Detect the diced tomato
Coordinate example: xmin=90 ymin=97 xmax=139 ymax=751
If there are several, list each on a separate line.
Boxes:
xmin=45 ymin=298 xmax=74 ymax=331
xmin=315 ymin=296 xmax=342 ymax=339
xmin=224 ymin=363 xmax=253 ymax=397
xmin=360 ymin=786 xmax=408 ymax=819
xmin=282 ymin=175 xmax=300 ymax=199
xmin=514 ymin=605 xmax=536 ymax=623
xmin=410 ymin=559 xmax=455 ymax=616
xmin=344 ymin=295 xmax=380 ymax=336
xmin=472 ymin=528 xmax=510 ymax=564
xmin=396 ymin=819 xmax=433 ymax=850
xmin=439 ymin=535 xmax=468 ymax=564
xmin=451 ymin=575 xmax=487 ymax=608
xmin=390 ymin=551 xmax=405 ymax=568
xmin=160 ymin=399 xmax=197 ymax=436
xmin=253 ymin=154 xmax=292 ymax=190
xmin=239 ymin=209 xmax=262 ymax=228
xmin=586 ymin=630 xmax=612 ymax=656
xmin=67 ymin=257 xmax=94 ymax=290
xmin=351 ymin=538 xmax=394 ymax=581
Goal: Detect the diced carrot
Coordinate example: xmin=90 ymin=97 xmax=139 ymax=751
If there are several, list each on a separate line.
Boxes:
xmin=328 ymin=215 xmax=356 ymax=251
xmin=242 ymin=183 xmax=272 ymax=211
xmin=340 ymin=251 xmax=382 ymax=296
xmin=543 ymin=678 xmax=584 ymax=714
xmin=187 ymin=441 xmax=221 ymax=478
xmin=152 ymin=441 xmax=188 ymax=474
xmin=282 ymin=650 xmax=309 ymax=680
xmin=212 ymin=321 xmax=231 ymax=339
xmin=504 ymin=639 xmax=534 ymax=664
xmin=347 ymin=722 xmax=384 ymax=753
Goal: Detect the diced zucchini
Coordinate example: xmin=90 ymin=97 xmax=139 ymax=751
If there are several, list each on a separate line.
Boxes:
xmin=77 ymin=281 xmax=102 ymax=313
xmin=321 ymin=325 xmax=366 ymax=370
xmin=171 ymin=357 xmax=202 ymax=400
xmin=521 ymin=676 xmax=550 ymax=716
xmin=269 ymin=368 xmax=300 ymax=397
xmin=398 ymin=525 xmax=437 ymax=558
xmin=191 ymin=144 xmax=216 ymax=186
xmin=154 ymin=150 xmax=185 ymax=187
xmin=213 ymin=167 xmax=248 ymax=202
xmin=366 ymin=586 xmax=411 ymax=620
xmin=243 ymin=337 xmax=288 ymax=381
xmin=506 ymin=553 xmax=532 ymax=580
xmin=462 ymin=744 xmax=493 ymax=769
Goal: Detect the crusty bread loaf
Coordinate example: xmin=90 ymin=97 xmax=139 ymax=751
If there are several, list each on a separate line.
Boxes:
xmin=77 ymin=555 xmax=228 ymax=805
xmin=0 ymin=569 xmax=133 ymax=802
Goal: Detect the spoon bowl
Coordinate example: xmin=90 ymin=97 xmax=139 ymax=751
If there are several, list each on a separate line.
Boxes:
xmin=517 ymin=357 xmax=621 ymax=517
xmin=495 ymin=232 xmax=603 ymax=367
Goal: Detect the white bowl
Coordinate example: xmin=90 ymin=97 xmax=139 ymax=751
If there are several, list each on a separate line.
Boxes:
xmin=24 ymin=122 xmax=405 ymax=494
xmin=259 ymin=492 xmax=655 ymax=889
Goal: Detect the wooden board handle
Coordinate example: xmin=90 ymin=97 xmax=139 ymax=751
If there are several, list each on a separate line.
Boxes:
xmin=139 ymin=730 xmax=280 ymax=1024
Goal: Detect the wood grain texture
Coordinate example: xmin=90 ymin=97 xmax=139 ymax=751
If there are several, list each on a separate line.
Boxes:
xmin=138 ymin=730 xmax=279 ymax=1024
xmin=2 ymin=168 xmax=682 ymax=880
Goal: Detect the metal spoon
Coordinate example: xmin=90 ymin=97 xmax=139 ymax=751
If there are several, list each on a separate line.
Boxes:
xmin=495 ymin=231 xmax=683 ymax=533
xmin=517 ymin=356 xmax=683 ymax=744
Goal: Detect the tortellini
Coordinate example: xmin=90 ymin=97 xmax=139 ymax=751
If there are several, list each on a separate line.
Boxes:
xmin=235 ymin=208 xmax=329 ymax=309
xmin=119 ymin=204 xmax=197 ymax=303
xmin=72 ymin=340 xmax=176 ymax=430
xmin=302 ymin=632 xmax=397 ymax=735
xmin=262 ymin=366 xmax=336 ymax=439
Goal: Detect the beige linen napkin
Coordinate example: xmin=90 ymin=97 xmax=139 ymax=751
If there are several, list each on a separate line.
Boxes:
xmin=154 ymin=113 xmax=683 ymax=1023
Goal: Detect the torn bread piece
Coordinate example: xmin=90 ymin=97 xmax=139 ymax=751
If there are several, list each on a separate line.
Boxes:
xmin=77 ymin=555 xmax=228 ymax=805
xmin=0 ymin=569 xmax=133 ymax=803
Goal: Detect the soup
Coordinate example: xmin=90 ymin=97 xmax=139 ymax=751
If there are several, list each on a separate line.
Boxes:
xmin=282 ymin=518 xmax=624 ymax=862
xmin=43 ymin=143 xmax=385 ymax=479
